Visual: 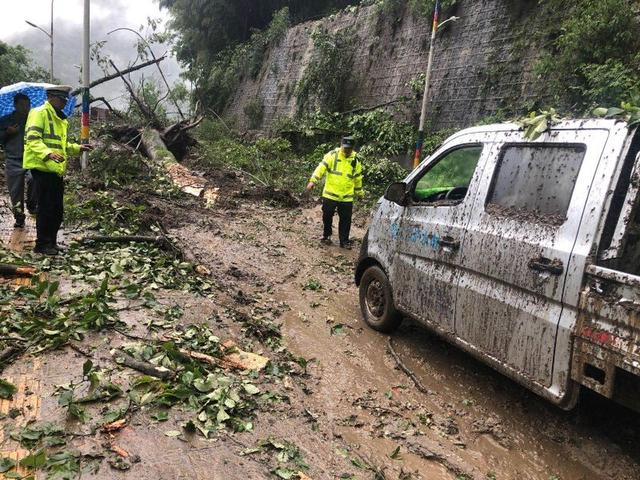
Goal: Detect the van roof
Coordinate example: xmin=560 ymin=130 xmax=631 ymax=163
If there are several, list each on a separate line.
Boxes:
xmin=453 ymin=118 xmax=628 ymax=139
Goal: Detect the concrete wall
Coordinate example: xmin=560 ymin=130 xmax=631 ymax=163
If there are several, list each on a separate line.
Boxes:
xmin=225 ymin=0 xmax=545 ymax=132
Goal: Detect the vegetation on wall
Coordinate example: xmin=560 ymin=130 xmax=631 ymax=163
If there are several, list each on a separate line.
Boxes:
xmin=159 ymin=0 xmax=363 ymax=75
xmin=194 ymin=8 xmax=290 ymax=114
xmin=369 ymin=0 xmax=457 ymax=19
xmin=534 ymin=0 xmax=640 ymax=111
xmin=295 ymin=28 xmax=358 ymax=113
xmin=244 ymin=99 xmax=265 ymax=130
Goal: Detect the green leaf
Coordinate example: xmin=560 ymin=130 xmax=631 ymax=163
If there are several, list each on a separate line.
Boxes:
xmin=193 ymin=377 xmax=215 ymax=393
xmin=4 ymin=471 xmax=26 ymax=479
xmin=19 ymin=449 xmax=47 ymax=468
xmin=274 ymin=468 xmax=296 ymax=479
xmin=389 ymin=445 xmax=402 ymax=460
xmin=605 ymin=107 xmax=626 ymax=117
xmin=330 ymin=324 xmax=345 ymax=335
xmin=68 ymin=403 xmax=88 ymax=423
xmin=243 ymin=384 xmax=260 ymax=395
xmin=102 ymin=408 xmax=127 ymax=423
xmin=151 ymin=411 xmax=169 ymax=422
xmin=57 ymin=390 xmax=73 ymax=407
xmin=42 ymin=329 xmax=61 ymax=336
xmin=0 ymin=380 xmax=17 ymax=399
xmin=592 ymin=107 xmax=608 ymax=117
xmin=351 ymin=457 xmax=367 ymax=469
xmin=82 ymin=359 xmax=94 ymax=376
xmin=0 ymin=457 xmax=16 ymax=473
xmin=242 ymin=421 xmax=254 ymax=432
xmin=217 ymin=409 xmax=231 ymax=423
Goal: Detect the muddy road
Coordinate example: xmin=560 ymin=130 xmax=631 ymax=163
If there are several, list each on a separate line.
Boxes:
xmin=2 ymin=175 xmax=640 ymax=480
xmin=167 ymin=192 xmax=640 ymax=480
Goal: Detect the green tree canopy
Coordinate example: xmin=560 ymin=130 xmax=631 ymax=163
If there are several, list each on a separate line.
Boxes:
xmin=158 ymin=0 xmax=361 ymax=69
xmin=0 ymin=41 xmax=50 ymax=87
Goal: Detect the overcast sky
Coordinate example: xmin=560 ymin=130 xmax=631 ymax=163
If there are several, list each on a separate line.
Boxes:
xmin=0 ymin=0 xmax=184 ymax=110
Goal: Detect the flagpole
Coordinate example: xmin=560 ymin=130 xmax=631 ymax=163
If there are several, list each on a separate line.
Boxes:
xmin=413 ymin=1 xmax=440 ymax=169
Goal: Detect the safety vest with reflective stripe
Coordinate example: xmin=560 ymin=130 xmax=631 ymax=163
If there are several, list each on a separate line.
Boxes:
xmin=310 ymin=148 xmax=363 ymax=202
xmin=23 ymin=101 xmax=80 ymax=176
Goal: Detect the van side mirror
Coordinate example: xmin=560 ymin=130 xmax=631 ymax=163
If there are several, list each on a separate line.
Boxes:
xmin=384 ymin=182 xmax=408 ymax=206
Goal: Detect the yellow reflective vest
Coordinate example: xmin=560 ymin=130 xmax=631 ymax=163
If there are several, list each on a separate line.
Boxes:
xmin=23 ymin=101 xmax=81 ymax=176
xmin=310 ymin=148 xmax=363 ymax=202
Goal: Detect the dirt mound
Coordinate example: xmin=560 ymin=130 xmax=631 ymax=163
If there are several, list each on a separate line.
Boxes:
xmin=235 ymin=185 xmax=300 ymax=208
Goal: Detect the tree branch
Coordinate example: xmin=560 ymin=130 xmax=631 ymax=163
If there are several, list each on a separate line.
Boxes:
xmin=109 ymin=59 xmax=162 ymax=129
xmin=70 ymin=56 xmax=167 ymax=96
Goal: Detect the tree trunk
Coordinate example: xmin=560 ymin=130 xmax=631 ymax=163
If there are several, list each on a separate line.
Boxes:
xmin=141 ymin=128 xmax=177 ymax=165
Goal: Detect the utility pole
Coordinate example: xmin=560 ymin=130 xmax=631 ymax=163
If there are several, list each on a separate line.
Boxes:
xmin=81 ymin=0 xmax=90 ymax=169
xmin=50 ymin=0 xmax=54 ymax=82
xmin=412 ymin=1 xmax=459 ymax=169
xmin=25 ymin=0 xmax=55 ymax=82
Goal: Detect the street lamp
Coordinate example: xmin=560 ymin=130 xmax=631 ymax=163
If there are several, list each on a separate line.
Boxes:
xmin=412 ymin=10 xmax=460 ymax=169
xmin=25 ymin=0 xmax=54 ymax=83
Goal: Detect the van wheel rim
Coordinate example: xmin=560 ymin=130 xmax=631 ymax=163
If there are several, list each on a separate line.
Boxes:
xmin=366 ymin=279 xmax=385 ymax=318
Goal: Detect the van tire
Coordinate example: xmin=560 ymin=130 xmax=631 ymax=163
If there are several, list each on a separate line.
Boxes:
xmin=359 ymin=265 xmax=402 ymax=332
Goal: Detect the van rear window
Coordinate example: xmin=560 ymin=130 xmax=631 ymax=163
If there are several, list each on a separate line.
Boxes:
xmin=487 ymin=144 xmax=586 ymax=223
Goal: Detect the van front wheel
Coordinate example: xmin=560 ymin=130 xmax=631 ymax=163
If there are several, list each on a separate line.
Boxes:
xmin=359 ymin=265 xmax=402 ymax=332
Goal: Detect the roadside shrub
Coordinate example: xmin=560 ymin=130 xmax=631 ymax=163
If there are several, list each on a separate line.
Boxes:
xmin=197 ymin=118 xmax=234 ymax=143
xmin=347 ymin=110 xmax=415 ymax=157
xmin=197 ymin=107 xmax=455 ymax=203
xmin=359 ymin=148 xmax=407 ymax=199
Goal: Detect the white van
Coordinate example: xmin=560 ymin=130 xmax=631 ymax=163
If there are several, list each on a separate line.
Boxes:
xmin=355 ymin=120 xmax=640 ymax=411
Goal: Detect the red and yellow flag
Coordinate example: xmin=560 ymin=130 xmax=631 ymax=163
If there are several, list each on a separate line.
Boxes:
xmin=432 ymin=0 xmax=440 ymax=32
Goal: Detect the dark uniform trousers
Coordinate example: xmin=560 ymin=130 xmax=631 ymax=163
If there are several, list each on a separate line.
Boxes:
xmin=32 ymin=170 xmax=64 ymax=248
xmin=5 ymin=158 xmax=37 ymax=223
xmin=322 ymin=197 xmax=353 ymax=244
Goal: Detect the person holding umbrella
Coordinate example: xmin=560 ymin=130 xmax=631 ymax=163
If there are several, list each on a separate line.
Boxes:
xmin=23 ymin=85 xmax=92 ymax=255
xmin=0 ymin=93 xmax=36 ymax=227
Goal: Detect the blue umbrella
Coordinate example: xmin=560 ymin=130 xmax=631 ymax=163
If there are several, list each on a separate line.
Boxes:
xmin=0 ymin=82 xmax=76 ymax=118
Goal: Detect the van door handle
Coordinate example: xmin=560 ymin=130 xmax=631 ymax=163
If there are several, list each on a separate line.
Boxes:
xmin=528 ymin=257 xmax=564 ymax=275
xmin=439 ymin=236 xmax=460 ymax=251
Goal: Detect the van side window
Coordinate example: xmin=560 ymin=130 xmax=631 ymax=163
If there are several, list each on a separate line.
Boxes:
xmin=487 ymin=144 xmax=586 ymax=224
xmin=412 ymin=145 xmax=483 ymax=204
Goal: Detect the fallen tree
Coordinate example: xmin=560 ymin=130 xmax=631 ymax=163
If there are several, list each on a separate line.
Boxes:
xmin=70 ymin=56 xmax=166 ymax=96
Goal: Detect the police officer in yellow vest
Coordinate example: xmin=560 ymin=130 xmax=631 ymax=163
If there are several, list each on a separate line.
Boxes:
xmin=23 ymin=85 xmax=92 ymax=255
xmin=306 ymin=136 xmax=363 ymax=249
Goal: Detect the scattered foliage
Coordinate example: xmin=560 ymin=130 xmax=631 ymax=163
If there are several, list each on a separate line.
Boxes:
xmin=518 ymin=108 xmax=561 ymax=141
xmin=242 ymin=437 xmax=309 ymax=479
xmin=593 ymin=96 xmax=640 ymax=127
xmin=0 ymin=380 xmax=16 ymax=399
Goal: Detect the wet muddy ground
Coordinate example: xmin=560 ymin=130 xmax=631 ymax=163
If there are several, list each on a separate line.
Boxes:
xmin=169 ymin=198 xmax=640 ymax=480
xmin=2 ymin=174 xmax=640 ymax=479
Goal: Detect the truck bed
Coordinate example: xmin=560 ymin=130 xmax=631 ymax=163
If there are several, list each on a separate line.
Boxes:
xmin=572 ymin=264 xmax=640 ymax=410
